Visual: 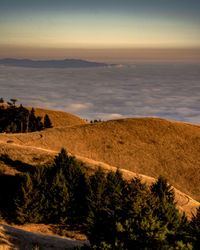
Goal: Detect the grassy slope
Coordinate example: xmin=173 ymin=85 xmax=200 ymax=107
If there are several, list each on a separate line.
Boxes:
xmin=1 ymin=117 xmax=199 ymax=200
xmin=31 ymin=107 xmax=87 ymax=127
xmin=0 ymin=108 xmax=200 ymax=202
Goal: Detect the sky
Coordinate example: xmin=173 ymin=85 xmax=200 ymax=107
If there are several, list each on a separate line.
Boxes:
xmin=0 ymin=0 xmax=200 ymax=61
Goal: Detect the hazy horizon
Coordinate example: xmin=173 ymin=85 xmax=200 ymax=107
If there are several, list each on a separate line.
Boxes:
xmin=0 ymin=48 xmax=200 ymax=64
xmin=0 ymin=0 xmax=200 ymax=61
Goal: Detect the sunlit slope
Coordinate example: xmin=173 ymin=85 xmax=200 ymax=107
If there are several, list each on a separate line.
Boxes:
xmin=0 ymin=117 xmax=200 ymax=201
xmin=30 ymin=107 xmax=87 ymax=127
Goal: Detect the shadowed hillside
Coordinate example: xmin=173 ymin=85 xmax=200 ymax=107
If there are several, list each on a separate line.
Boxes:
xmin=0 ymin=115 xmax=200 ymax=202
xmin=0 ymin=224 xmax=88 ymax=250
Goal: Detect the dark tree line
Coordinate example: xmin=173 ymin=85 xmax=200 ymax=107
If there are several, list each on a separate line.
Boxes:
xmin=0 ymin=149 xmax=199 ymax=249
xmin=0 ymin=99 xmax=52 ymax=133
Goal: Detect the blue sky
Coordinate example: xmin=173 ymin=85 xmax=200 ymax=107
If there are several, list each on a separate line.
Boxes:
xmin=0 ymin=0 xmax=199 ymax=16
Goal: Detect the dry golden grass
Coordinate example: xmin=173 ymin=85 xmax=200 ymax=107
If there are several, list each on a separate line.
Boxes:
xmin=0 ymin=117 xmax=199 ymax=201
xmin=0 ymin=111 xmax=200 ymax=217
xmin=1 ymin=107 xmax=199 ymax=248
xmin=29 ymin=107 xmax=87 ymax=128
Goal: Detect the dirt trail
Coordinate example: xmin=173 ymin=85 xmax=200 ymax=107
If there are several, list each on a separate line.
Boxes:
xmin=0 ymin=140 xmax=57 ymax=154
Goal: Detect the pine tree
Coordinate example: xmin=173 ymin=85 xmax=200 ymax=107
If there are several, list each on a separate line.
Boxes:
xmin=48 ymin=169 xmax=69 ymax=223
xmin=150 ymin=176 xmax=186 ymax=248
xmin=53 ymin=148 xmax=88 ymax=224
xmin=190 ymin=207 xmax=200 ymax=249
xmin=15 ymin=174 xmax=34 ymax=224
xmin=36 ymin=116 xmax=44 ymax=131
xmin=44 ymin=114 xmax=53 ymax=128
xmin=88 ymin=168 xmax=106 ymax=213
xmin=151 ymin=176 xmax=180 ymax=228
xmin=29 ymin=108 xmax=37 ymax=132
xmin=87 ymin=169 xmax=126 ymax=248
xmin=54 ymin=148 xmax=71 ymax=168
xmin=10 ymin=99 xmax=17 ymax=106
xmin=15 ymin=168 xmax=49 ymax=224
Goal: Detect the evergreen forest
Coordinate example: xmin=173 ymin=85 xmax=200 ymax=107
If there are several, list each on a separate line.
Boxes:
xmin=0 ymin=149 xmax=199 ymax=249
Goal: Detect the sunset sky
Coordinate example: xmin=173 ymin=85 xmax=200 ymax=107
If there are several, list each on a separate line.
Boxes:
xmin=0 ymin=0 xmax=200 ymax=61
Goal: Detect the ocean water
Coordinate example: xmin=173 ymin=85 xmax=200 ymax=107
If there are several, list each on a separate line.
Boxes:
xmin=0 ymin=63 xmax=200 ymax=122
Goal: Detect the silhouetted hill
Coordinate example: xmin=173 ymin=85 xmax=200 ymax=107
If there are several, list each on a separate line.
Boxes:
xmin=0 ymin=58 xmax=110 ymax=68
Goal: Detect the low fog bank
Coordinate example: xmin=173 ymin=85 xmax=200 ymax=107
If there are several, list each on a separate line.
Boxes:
xmin=1 ymin=63 xmax=200 ymax=122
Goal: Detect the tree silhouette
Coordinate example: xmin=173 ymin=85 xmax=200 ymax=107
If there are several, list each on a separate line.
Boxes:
xmin=191 ymin=207 xmax=200 ymax=249
xmin=44 ymin=114 xmax=53 ymax=128
xmin=10 ymin=99 xmax=17 ymax=106
xmin=0 ymin=102 xmax=47 ymax=133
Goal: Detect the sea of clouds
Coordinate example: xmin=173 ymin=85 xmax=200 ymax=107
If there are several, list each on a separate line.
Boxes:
xmin=0 ymin=63 xmax=200 ymax=123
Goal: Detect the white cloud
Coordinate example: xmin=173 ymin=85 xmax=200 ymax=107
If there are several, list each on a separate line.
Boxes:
xmin=68 ymin=102 xmax=93 ymax=112
xmin=100 ymin=113 xmax=125 ymax=120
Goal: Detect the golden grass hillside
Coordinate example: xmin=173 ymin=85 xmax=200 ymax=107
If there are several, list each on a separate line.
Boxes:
xmin=0 ymin=116 xmax=200 ymax=202
xmin=30 ymin=107 xmax=87 ymax=127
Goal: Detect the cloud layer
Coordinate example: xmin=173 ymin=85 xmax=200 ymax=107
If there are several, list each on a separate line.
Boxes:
xmin=0 ymin=63 xmax=200 ymax=123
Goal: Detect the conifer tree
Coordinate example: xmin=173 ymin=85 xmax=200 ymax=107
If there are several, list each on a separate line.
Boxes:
xmin=10 ymin=99 xmax=17 ymax=106
xmin=0 ymin=103 xmax=45 ymax=133
xmin=151 ymin=176 xmax=180 ymax=229
xmin=44 ymin=114 xmax=53 ymax=128
xmin=87 ymin=169 xmax=126 ymax=247
xmin=190 ymin=207 xmax=200 ymax=249
xmin=48 ymin=169 xmax=69 ymax=223
xmin=29 ymin=108 xmax=37 ymax=132
xmin=54 ymin=148 xmax=72 ymax=169
xmin=88 ymin=168 xmax=106 ymax=214
xmin=15 ymin=174 xmax=34 ymax=224
xmin=36 ymin=116 xmax=44 ymax=131
xmin=29 ymin=167 xmax=50 ymax=223
xmin=15 ymin=168 xmax=49 ymax=224
xmin=53 ymin=148 xmax=88 ymax=224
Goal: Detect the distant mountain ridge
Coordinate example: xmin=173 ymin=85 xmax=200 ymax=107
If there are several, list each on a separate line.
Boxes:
xmin=0 ymin=58 xmax=110 ymax=68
